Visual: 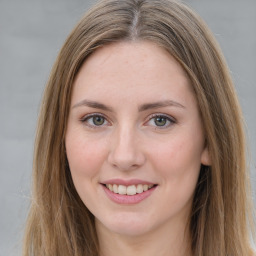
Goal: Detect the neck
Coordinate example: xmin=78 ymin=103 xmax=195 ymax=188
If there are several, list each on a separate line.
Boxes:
xmin=96 ymin=218 xmax=192 ymax=256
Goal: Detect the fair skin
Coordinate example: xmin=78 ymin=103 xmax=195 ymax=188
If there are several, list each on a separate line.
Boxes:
xmin=65 ymin=41 xmax=210 ymax=256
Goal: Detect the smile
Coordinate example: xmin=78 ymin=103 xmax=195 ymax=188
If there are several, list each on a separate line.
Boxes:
xmin=105 ymin=184 xmax=155 ymax=195
xmin=101 ymin=179 xmax=158 ymax=204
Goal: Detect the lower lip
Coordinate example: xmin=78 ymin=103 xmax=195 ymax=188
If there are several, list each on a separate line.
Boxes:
xmin=102 ymin=185 xmax=157 ymax=204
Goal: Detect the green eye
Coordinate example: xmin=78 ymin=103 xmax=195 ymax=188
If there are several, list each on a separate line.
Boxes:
xmin=81 ymin=114 xmax=107 ymax=127
xmin=92 ymin=116 xmax=105 ymax=126
xmin=146 ymin=114 xmax=174 ymax=128
xmin=154 ymin=116 xmax=167 ymax=126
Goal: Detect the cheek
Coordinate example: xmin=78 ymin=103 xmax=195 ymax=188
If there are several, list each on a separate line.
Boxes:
xmin=151 ymin=139 xmax=202 ymax=173
xmin=65 ymin=131 xmax=108 ymax=180
xmin=65 ymin=131 xmax=110 ymax=210
xmin=149 ymin=135 xmax=203 ymax=197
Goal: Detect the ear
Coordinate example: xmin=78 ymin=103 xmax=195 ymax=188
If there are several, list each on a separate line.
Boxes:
xmin=201 ymin=146 xmax=211 ymax=166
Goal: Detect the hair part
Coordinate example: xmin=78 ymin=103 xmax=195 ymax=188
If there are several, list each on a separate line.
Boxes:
xmin=23 ymin=0 xmax=255 ymax=255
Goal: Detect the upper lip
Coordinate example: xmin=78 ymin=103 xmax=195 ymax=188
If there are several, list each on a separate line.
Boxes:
xmin=101 ymin=179 xmax=156 ymax=186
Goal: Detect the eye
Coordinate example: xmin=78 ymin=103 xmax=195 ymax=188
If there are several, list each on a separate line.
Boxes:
xmin=146 ymin=114 xmax=175 ymax=128
xmin=80 ymin=114 xmax=109 ymax=128
xmin=154 ymin=116 xmax=168 ymax=126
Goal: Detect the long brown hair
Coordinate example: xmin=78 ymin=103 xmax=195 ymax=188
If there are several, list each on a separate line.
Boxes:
xmin=23 ymin=0 xmax=255 ymax=255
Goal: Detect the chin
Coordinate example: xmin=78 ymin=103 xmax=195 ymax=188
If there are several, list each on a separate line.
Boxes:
xmin=97 ymin=212 xmax=154 ymax=237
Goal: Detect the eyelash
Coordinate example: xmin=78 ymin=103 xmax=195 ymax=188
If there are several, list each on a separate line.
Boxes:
xmin=80 ymin=113 xmax=176 ymax=129
xmin=145 ymin=114 xmax=176 ymax=129
xmin=80 ymin=113 xmax=109 ymax=129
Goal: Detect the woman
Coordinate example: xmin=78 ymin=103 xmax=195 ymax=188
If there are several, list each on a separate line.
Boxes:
xmin=23 ymin=0 xmax=255 ymax=255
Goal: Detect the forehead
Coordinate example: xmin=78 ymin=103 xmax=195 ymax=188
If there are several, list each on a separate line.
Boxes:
xmin=78 ymin=41 xmax=188 ymax=80
xmin=72 ymin=41 xmax=195 ymax=107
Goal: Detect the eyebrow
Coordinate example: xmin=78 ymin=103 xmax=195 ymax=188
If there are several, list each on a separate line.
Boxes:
xmin=138 ymin=100 xmax=185 ymax=111
xmin=72 ymin=99 xmax=114 ymax=111
xmin=72 ymin=99 xmax=185 ymax=111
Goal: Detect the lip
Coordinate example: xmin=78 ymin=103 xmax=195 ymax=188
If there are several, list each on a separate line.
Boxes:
xmin=101 ymin=178 xmax=155 ymax=186
xmin=101 ymin=183 xmax=157 ymax=205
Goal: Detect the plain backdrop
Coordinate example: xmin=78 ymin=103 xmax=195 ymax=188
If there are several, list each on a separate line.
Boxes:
xmin=0 ymin=0 xmax=255 ymax=255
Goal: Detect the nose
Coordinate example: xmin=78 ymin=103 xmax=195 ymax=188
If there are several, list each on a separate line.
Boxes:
xmin=107 ymin=126 xmax=146 ymax=171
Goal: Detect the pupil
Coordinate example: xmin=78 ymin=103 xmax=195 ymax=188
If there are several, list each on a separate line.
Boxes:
xmin=155 ymin=117 xmax=166 ymax=126
xmin=93 ymin=116 xmax=104 ymax=125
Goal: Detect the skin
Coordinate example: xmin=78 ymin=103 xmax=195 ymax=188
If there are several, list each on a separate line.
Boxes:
xmin=65 ymin=41 xmax=210 ymax=256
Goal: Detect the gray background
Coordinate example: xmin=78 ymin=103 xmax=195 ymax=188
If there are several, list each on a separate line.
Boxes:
xmin=0 ymin=0 xmax=255 ymax=255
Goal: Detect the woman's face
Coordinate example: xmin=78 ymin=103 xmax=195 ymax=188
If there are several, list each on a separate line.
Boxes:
xmin=65 ymin=41 xmax=210 ymax=237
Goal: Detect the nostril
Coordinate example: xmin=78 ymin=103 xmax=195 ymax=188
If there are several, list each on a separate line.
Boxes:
xmin=107 ymin=135 xmax=146 ymax=170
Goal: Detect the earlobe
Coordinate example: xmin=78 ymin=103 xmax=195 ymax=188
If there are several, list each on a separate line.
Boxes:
xmin=201 ymin=147 xmax=211 ymax=166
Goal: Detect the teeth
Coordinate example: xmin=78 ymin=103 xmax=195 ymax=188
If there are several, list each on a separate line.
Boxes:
xmin=113 ymin=184 xmax=118 ymax=193
xmin=118 ymin=185 xmax=126 ymax=195
xmin=127 ymin=185 xmax=136 ymax=195
xmin=105 ymin=184 xmax=155 ymax=195
xmin=143 ymin=184 xmax=149 ymax=191
xmin=136 ymin=184 xmax=143 ymax=194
